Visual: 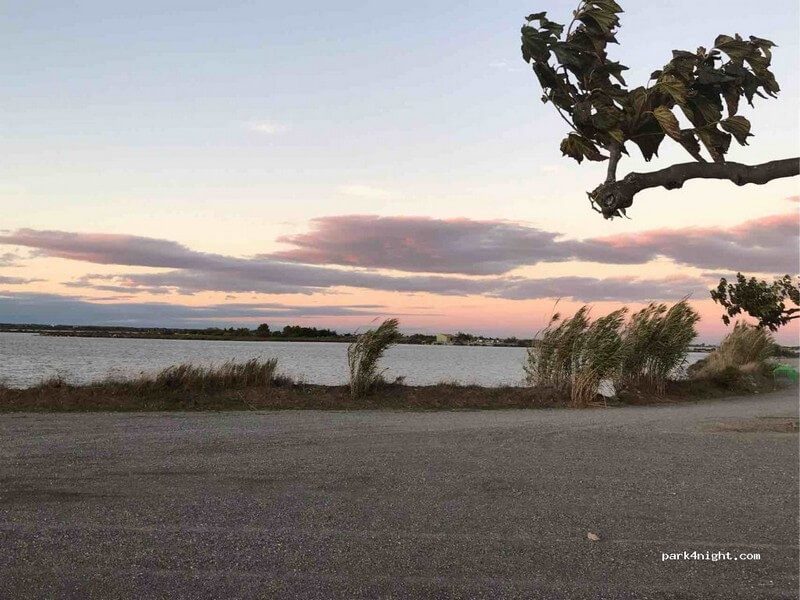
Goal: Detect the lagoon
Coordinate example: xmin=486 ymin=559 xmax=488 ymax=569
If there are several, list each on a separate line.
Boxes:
xmin=0 ymin=332 xmax=715 ymax=389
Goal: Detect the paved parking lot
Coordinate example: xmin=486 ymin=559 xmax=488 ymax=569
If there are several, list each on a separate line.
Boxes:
xmin=1 ymin=390 xmax=798 ymax=599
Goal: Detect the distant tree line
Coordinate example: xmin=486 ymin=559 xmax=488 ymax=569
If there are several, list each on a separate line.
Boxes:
xmin=0 ymin=323 xmax=530 ymax=346
xmin=0 ymin=322 xmax=343 ymax=340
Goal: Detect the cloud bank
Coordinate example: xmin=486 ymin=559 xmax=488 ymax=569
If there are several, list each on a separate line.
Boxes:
xmin=272 ymin=213 xmax=799 ymax=275
xmin=0 ymin=292 xmax=397 ymax=327
xmin=1 ymin=211 xmax=795 ymax=304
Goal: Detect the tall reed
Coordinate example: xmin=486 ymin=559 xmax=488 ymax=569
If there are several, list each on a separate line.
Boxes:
xmin=526 ymin=300 xmax=700 ymax=403
xmin=525 ymin=307 xmax=591 ymax=391
xmin=525 ymin=307 xmax=629 ymax=405
xmin=347 ymin=318 xmax=402 ymax=398
xmin=620 ymin=300 xmax=700 ymax=392
xmin=570 ymin=308 xmax=628 ymax=405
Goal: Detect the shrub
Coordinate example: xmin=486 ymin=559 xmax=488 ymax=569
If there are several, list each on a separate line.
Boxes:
xmin=347 ymin=318 xmax=402 ymax=398
xmin=691 ymin=322 xmax=775 ymax=379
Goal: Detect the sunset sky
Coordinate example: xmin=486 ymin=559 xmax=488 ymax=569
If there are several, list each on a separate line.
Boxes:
xmin=1 ymin=0 xmax=798 ymax=343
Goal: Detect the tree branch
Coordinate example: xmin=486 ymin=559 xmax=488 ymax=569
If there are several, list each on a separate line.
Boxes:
xmin=605 ymin=143 xmax=622 ymax=184
xmin=589 ymin=157 xmax=800 ymax=219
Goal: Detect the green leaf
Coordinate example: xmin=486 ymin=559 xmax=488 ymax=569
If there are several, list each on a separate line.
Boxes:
xmin=690 ymin=95 xmax=722 ymax=125
xmin=577 ymin=7 xmax=619 ymax=34
xmin=720 ymin=115 xmax=752 ymax=145
xmin=748 ymin=35 xmax=776 ymax=48
xmin=521 ymin=26 xmax=550 ymax=61
xmin=721 ymin=84 xmax=740 ymax=116
xmin=655 ymin=74 xmax=688 ymax=105
xmin=697 ymin=127 xmax=732 ymax=162
xmin=677 ymin=103 xmax=695 ymax=122
xmin=714 ymin=34 xmax=752 ymax=61
xmin=552 ymin=42 xmax=584 ymax=70
xmin=696 ymin=67 xmax=736 ymax=85
xmin=525 ymin=12 xmax=547 ymax=21
xmin=542 ymin=20 xmax=565 ymax=38
xmin=653 ymin=106 xmax=682 ymax=140
xmin=572 ymin=101 xmax=593 ymax=128
xmin=628 ymin=116 xmax=665 ymax=162
xmin=599 ymin=61 xmax=628 ymax=86
xmin=677 ymin=131 xmax=704 ymax=162
xmin=625 ymin=86 xmax=652 ymax=131
xmin=560 ymin=133 xmax=608 ymax=163
xmin=592 ymin=0 xmax=623 ymax=12
xmin=591 ymin=106 xmax=623 ymax=131
xmin=531 ymin=62 xmax=558 ymax=89
xmin=671 ymin=50 xmax=696 ymax=60
xmin=749 ymin=35 xmax=776 ymax=62
xmin=663 ymin=51 xmax=698 ymax=80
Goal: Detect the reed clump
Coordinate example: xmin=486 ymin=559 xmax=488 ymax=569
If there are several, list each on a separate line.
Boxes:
xmin=526 ymin=300 xmax=700 ymax=405
xmin=620 ymin=301 xmax=700 ymax=393
xmin=348 ymin=318 xmax=402 ymax=398
xmin=112 ymin=357 xmax=288 ymax=393
xmin=690 ymin=322 xmax=775 ymax=380
xmin=143 ymin=358 xmax=286 ymax=391
xmin=571 ymin=308 xmax=629 ymax=405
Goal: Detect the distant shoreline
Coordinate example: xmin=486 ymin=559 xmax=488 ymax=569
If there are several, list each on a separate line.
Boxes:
xmin=0 ymin=326 xmax=531 ymax=347
xmin=3 ymin=325 xmax=794 ymax=355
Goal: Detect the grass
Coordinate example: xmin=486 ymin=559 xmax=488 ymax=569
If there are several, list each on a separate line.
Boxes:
xmin=690 ymin=322 xmax=776 ymax=380
xmin=141 ymin=358 xmax=287 ymax=391
xmin=347 ymin=318 xmax=402 ymax=398
xmin=704 ymin=416 xmax=798 ymax=434
xmin=0 ymin=373 xmax=775 ymax=413
xmin=525 ymin=301 xmax=700 ymax=406
xmin=0 ymin=358 xmax=292 ymax=411
xmin=570 ymin=308 xmax=628 ymax=405
xmin=525 ymin=306 xmax=591 ymax=393
xmin=620 ymin=301 xmax=700 ymax=392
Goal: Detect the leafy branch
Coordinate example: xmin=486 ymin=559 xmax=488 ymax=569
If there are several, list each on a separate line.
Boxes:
xmin=520 ymin=1 xmax=799 ymax=218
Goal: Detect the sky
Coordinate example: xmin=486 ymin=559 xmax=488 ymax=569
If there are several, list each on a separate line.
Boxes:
xmin=1 ymin=0 xmax=798 ymax=342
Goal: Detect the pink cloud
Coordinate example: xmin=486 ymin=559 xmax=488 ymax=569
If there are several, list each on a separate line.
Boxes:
xmin=270 ymin=212 xmax=799 ymax=275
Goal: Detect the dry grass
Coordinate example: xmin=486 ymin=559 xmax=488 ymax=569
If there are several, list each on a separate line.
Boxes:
xmin=0 ymin=375 xmax=771 ymax=413
xmin=691 ymin=323 xmax=776 ymax=380
xmin=525 ymin=301 xmax=699 ymax=406
xmin=619 ymin=301 xmax=700 ymax=392
xmin=0 ymin=355 xmax=783 ymax=413
xmin=140 ymin=358 xmax=286 ymax=391
xmin=705 ymin=417 xmax=798 ymax=433
xmin=347 ymin=318 xmax=402 ymax=399
xmin=0 ymin=378 xmax=560 ymax=412
xmin=524 ymin=306 xmax=592 ymax=394
xmin=570 ymin=309 xmax=628 ymax=405
xmin=0 ymin=359 xmax=290 ymax=411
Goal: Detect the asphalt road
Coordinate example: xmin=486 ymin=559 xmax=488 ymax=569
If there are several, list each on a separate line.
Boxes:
xmin=1 ymin=390 xmax=798 ymax=599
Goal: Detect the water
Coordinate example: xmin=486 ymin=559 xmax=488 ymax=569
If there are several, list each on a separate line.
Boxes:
xmin=0 ymin=332 xmax=716 ymax=389
xmin=1 ymin=332 xmax=542 ymax=388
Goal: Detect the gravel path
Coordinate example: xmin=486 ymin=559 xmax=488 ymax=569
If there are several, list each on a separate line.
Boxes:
xmin=1 ymin=389 xmax=798 ymax=599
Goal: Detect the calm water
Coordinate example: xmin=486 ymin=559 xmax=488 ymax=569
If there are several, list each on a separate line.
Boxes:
xmin=0 ymin=332 xmax=713 ymax=389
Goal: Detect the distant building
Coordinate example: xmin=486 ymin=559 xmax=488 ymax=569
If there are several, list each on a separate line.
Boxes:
xmin=435 ymin=333 xmax=454 ymax=345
